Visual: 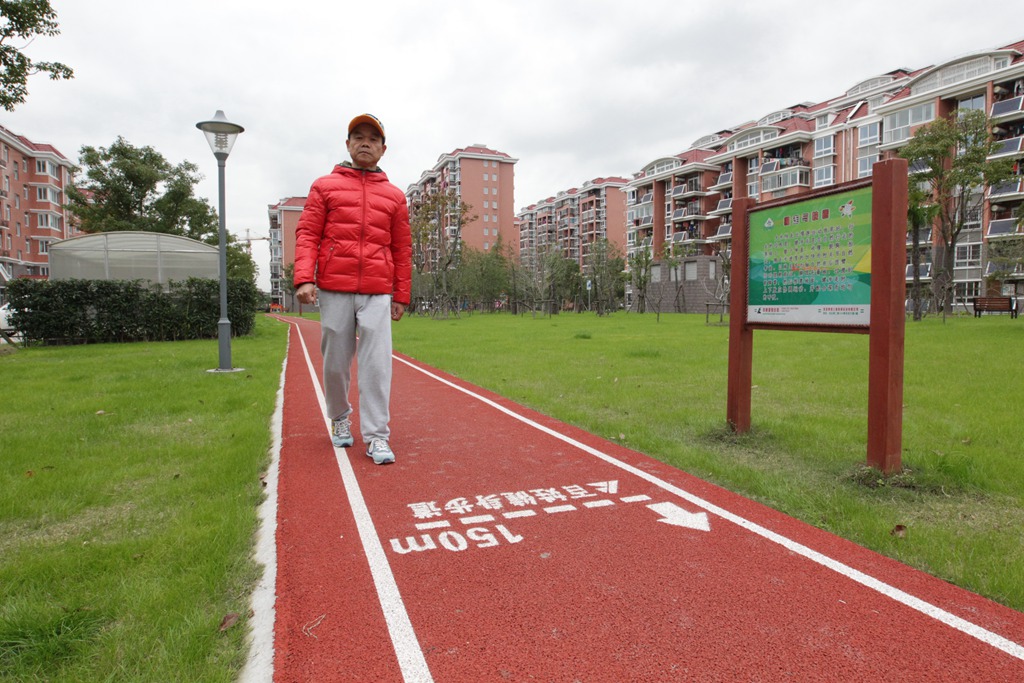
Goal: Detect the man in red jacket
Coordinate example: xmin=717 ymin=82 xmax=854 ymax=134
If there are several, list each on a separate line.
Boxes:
xmin=293 ymin=113 xmax=412 ymax=465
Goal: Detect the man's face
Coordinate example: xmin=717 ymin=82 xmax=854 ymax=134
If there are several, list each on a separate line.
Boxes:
xmin=347 ymin=123 xmax=386 ymax=169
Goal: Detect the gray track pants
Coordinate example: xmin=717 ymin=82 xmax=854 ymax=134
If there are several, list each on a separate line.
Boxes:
xmin=318 ymin=291 xmax=393 ymax=442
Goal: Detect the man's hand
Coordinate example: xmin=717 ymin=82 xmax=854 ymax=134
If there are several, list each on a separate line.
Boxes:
xmin=296 ymin=283 xmax=317 ymax=305
xmin=391 ymin=302 xmax=406 ymax=321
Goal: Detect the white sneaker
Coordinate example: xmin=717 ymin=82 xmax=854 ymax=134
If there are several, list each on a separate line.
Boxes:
xmin=331 ymin=418 xmax=354 ymax=448
xmin=366 ymin=438 xmax=395 ymax=465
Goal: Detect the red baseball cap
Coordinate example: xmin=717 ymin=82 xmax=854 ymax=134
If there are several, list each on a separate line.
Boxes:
xmin=348 ymin=113 xmax=385 ymax=142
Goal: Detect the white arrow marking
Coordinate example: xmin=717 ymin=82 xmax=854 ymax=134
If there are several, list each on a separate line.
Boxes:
xmin=647 ymin=502 xmax=711 ymax=532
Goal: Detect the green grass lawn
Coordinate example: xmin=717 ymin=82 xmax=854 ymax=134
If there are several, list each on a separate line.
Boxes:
xmin=393 ymin=311 xmax=1024 ymax=612
xmin=1 ymin=311 xmax=1021 ymax=681
xmin=0 ymin=316 xmax=289 ymax=682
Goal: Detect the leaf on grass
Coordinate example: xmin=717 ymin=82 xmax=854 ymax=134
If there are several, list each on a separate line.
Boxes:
xmin=890 ymin=524 xmax=907 ymax=538
xmin=25 ymin=470 xmax=34 ymax=478
xmin=96 ymin=410 xmax=106 ymax=415
xmin=219 ymin=613 xmax=240 ymax=632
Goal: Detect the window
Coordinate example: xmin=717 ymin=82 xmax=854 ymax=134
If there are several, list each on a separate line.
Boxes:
xmin=859 ymin=122 xmax=880 ymax=146
xmin=35 ymin=159 xmax=58 ymax=177
xmin=883 ymin=102 xmax=936 ymax=144
xmin=483 ymin=200 xmax=489 ymax=209
xmin=492 ymin=174 xmax=497 ymax=181
xmin=814 ymin=135 xmax=835 ymax=158
xmin=858 ymin=154 xmax=879 ymax=178
xmin=684 ymin=261 xmax=697 ymax=281
xmin=483 ymin=187 xmax=488 ymax=195
xmin=814 ymin=165 xmax=835 ymax=188
xmin=913 ymin=56 xmax=1009 ymax=95
xmin=958 ymin=93 xmax=985 ymax=113
xmin=955 ymin=280 xmax=982 ymax=302
xmin=955 ymin=243 xmax=981 ymax=269
xmin=762 ymin=169 xmax=810 ymax=192
xmin=483 ymin=173 xmax=489 ymax=181
xmin=483 ymin=214 xmax=489 ymax=222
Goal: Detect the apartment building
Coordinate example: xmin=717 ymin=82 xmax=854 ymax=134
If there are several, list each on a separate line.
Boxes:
xmin=622 ymin=38 xmax=1024 ymax=313
xmin=0 ymin=124 xmax=77 ymax=299
xmin=405 ymin=145 xmax=518 ymax=268
xmin=266 ymin=196 xmax=306 ymax=309
xmin=517 ymin=177 xmax=629 ymax=273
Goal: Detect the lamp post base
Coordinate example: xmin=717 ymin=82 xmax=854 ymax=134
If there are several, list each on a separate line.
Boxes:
xmin=207 ymin=367 xmax=246 ymax=374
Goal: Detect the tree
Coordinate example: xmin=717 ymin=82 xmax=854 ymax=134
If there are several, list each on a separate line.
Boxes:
xmin=461 ymin=235 xmax=510 ymax=312
xmin=906 ymin=182 xmax=938 ymax=321
xmin=899 ymin=108 xmax=1014 ymax=316
xmin=0 ymin=0 xmax=73 ymax=111
xmin=407 ymin=188 xmax=475 ymax=317
xmin=67 ymin=137 xmax=220 ymax=239
xmin=627 ymin=248 xmax=654 ymax=313
xmin=538 ymin=249 xmax=579 ymax=313
xmin=583 ymin=238 xmax=625 ymax=315
xmin=66 ymin=137 xmax=256 ymax=282
xmin=985 ymin=203 xmax=1024 ymax=284
xmin=702 ymin=242 xmax=731 ymax=321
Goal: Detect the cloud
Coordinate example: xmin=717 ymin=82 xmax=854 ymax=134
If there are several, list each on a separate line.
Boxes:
xmin=5 ymin=0 xmax=1024 ymax=289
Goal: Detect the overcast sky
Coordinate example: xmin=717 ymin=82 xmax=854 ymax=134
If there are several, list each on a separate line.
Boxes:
xmin=6 ymin=1 xmax=1024 ymax=290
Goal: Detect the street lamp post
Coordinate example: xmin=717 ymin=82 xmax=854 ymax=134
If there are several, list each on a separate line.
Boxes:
xmin=196 ymin=110 xmax=244 ymax=372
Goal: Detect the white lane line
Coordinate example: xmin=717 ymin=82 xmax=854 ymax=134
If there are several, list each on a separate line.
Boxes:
xmin=544 ymin=504 xmax=577 ymax=514
xmin=415 ymin=521 xmax=451 ymax=530
xmin=293 ymin=324 xmax=433 ymax=683
xmin=503 ymin=510 xmax=537 ymax=519
xmin=583 ymin=499 xmax=615 ymax=508
xmin=395 ymin=355 xmax=1024 ymax=662
xmin=460 ymin=515 xmax=496 ymax=525
xmin=620 ymin=494 xmax=652 ymax=503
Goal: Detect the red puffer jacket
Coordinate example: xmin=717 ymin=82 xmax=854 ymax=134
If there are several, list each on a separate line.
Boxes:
xmin=293 ymin=164 xmax=412 ymax=304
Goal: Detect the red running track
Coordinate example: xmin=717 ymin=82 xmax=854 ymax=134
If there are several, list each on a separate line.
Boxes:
xmin=267 ymin=315 xmax=1024 ymax=682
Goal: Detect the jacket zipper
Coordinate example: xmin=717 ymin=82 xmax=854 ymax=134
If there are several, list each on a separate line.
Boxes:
xmin=357 ymin=170 xmax=367 ymax=292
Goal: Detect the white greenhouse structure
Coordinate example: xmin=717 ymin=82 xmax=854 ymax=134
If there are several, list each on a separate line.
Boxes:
xmin=48 ymin=232 xmax=219 ymax=287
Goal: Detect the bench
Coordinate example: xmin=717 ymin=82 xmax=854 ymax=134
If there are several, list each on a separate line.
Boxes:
xmin=972 ymin=296 xmax=1018 ymax=318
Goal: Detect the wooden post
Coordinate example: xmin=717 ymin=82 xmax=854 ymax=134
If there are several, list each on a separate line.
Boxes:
xmin=866 ymin=158 xmax=908 ymax=473
xmin=726 ymin=197 xmax=755 ymax=433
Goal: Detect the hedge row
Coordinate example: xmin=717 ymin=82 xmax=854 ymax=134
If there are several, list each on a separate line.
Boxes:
xmin=4 ymin=277 xmax=260 ymax=345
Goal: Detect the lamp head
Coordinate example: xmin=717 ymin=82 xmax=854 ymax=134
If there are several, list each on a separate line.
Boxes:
xmin=196 ymin=110 xmax=244 ymax=157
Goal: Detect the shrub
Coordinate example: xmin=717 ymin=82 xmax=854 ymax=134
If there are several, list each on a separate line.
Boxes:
xmin=4 ymin=277 xmax=260 ymax=345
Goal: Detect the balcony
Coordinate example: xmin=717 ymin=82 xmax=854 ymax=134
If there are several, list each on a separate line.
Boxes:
xmin=988 ymin=178 xmax=1024 ymax=203
xmin=991 ymin=95 xmax=1024 ymax=121
xmin=710 ymin=172 xmax=733 ymax=191
xmin=709 ymin=223 xmax=732 ymax=241
xmin=986 ymin=260 xmax=1024 ymax=278
xmin=906 ymin=227 xmax=932 ymax=245
xmin=671 ymin=181 xmax=705 ymax=198
xmin=709 ymin=198 xmax=733 ymax=217
xmin=905 ymin=263 xmax=932 ymax=280
xmin=988 ymin=135 xmax=1024 ymax=160
xmin=987 ymin=217 xmax=1022 ymax=238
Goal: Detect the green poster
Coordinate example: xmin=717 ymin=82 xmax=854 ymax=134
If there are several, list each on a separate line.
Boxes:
xmin=748 ymin=186 xmax=873 ymax=326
